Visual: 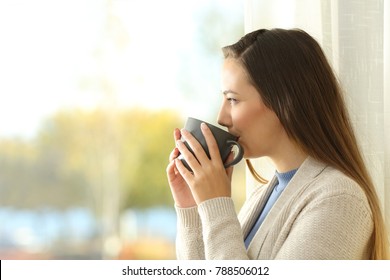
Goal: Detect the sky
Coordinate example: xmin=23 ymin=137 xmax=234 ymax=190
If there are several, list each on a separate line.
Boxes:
xmin=0 ymin=0 xmax=242 ymax=138
xmin=0 ymin=0 xmax=105 ymax=137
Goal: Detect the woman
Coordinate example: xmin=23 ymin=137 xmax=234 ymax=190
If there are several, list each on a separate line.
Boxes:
xmin=166 ymin=28 xmax=389 ymax=259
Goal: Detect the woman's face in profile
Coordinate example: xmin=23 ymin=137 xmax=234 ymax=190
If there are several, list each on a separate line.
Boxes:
xmin=218 ymin=59 xmax=286 ymax=159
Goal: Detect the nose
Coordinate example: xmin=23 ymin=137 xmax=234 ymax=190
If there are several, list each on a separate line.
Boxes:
xmin=217 ymin=100 xmax=231 ymax=128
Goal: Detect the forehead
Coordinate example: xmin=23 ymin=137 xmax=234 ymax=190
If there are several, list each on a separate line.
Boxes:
xmin=222 ymin=59 xmax=252 ymax=89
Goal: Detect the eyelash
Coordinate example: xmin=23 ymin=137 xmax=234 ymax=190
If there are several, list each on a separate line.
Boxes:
xmin=227 ymin=97 xmax=238 ymax=105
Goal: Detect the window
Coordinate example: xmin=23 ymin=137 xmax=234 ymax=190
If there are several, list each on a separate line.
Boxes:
xmin=0 ymin=0 xmax=244 ymax=259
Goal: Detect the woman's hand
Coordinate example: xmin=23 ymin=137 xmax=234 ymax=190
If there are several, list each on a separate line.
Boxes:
xmin=166 ymin=128 xmax=197 ymax=208
xmin=174 ymin=123 xmax=234 ymax=205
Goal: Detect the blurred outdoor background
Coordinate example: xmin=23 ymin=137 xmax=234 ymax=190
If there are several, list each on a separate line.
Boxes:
xmin=2 ymin=0 xmax=389 ymax=260
xmin=0 ymin=0 xmax=246 ymax=259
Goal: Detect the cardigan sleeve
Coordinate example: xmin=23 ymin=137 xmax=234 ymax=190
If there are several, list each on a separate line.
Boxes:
xmin=175 ymin=205 xmax=205 ymax=259
xmin=197 ymin=197 xmax=249 ymax=260
xmin=176 ymin=198 xmax=250 ymax=259
xmin=274 ymin=192 xmax=373 ymax=259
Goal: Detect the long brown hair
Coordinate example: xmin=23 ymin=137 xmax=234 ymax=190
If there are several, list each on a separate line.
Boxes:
xmin=222 ymin=28 xmax=389 ymax=259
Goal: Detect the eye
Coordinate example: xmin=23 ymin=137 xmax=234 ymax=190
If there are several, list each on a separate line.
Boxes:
xmin=222 ymin=90 xmax=239 ymax=105
xmin=227 ymin=97 xmax=238 ymax=105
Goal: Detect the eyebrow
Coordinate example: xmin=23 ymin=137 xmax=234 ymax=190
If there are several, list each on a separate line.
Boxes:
xmin=222 ymin=90 xmax=239 ymax=95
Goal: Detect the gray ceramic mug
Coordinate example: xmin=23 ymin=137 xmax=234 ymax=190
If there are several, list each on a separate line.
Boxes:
xmin=178 ymin=117 xmax=244 ymax=171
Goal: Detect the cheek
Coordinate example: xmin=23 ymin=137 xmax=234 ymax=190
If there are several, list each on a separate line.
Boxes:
xmin=240 ymin=108 xmax=282 ymax=153
xmin=238 ymin=106 xmax=269 ymax=132
xmin=234 ymin=111 xmax=258 ymax=134
xmin=233 ymin=108 xmax=264 ymax=147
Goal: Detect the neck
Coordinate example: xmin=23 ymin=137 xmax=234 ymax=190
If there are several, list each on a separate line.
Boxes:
xmin=273 ymin=152 xmax=307 ymax=172
xmin=270 ymin=138 xmax=308 ymax=173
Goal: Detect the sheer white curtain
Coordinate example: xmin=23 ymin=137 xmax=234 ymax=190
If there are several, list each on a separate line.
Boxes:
xmin=244 ymin=0 xmax=389 ymax=228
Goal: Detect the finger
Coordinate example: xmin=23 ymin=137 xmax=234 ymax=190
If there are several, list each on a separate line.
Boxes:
xmin=168 ymin=128 xmax=181 ymax=162
xmin=176 ymin=139 xmax=201 ymax=171
xmin=180 ymin=129 xmax=210 ymax=164
xmin=200 ymin=123 xmax=221 ymax=161
xmin=225 ymin=151 xmax=235 ymax=180
xmin=169 ymin=147 xmax=180 ymax=162
xmin=166 ymin=159 xmax=178 ymax=182
xmin=173 ymin=128 xmax=181 ymax=141
xmin=167 ymin=155 xmax=184 ymax=178
xmin=174 ymin=158 xmax=194 ymax=184
xmin=226 ymin=165 xmax=234 ymax=181
xmin=224 ymin=150 xmax=235 ymax=164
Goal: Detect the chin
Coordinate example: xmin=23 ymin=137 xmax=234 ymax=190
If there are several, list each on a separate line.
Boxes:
xmin=243 ymin=151 xmax=256 ymax=159
xmin=244 ymin=151 xmax=265 ymax=159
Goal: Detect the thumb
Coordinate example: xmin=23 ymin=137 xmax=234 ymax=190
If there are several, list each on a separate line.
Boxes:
xmin=225 ymin=151 xmax=235 ymax=180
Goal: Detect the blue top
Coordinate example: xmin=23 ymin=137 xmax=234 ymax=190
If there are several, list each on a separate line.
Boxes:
xmin=244 ymin=169 xmax=297 ymax=248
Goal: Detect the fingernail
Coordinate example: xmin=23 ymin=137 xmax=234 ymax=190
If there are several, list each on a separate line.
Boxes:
xmin=201 ymin=123 xmax=208 ymax=130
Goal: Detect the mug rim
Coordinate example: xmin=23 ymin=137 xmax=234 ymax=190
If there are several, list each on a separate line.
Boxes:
xmin=186 ymin=117 xmax=237 ymax=140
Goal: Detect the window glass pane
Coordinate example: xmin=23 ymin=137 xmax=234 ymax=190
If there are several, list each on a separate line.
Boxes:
xmin=0 ymin=0 xmax=243 ymax=259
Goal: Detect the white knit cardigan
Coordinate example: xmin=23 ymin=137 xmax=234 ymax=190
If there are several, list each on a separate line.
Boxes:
xmin=175 ymin=157 xmax=373 ymax=259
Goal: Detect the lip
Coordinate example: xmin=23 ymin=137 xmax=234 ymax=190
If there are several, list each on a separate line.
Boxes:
xmin=228 ymin=130 xmax=239 ymax=138
xmin=229 ymin=132 xmax=240 ymax=141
